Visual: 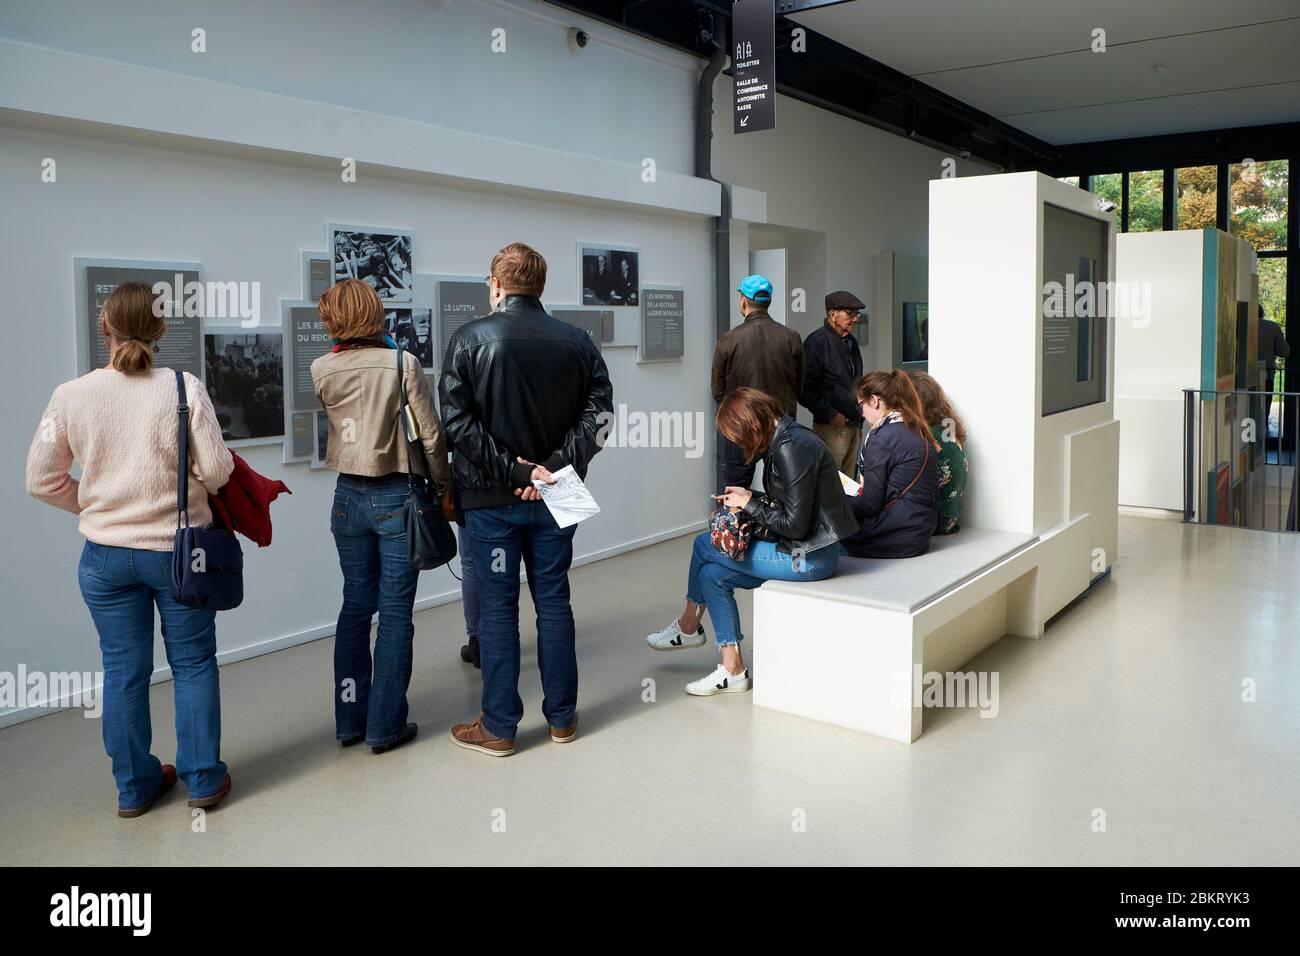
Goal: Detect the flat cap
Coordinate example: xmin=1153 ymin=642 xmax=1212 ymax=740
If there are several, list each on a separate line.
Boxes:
xmin=825 ymin=290 xmax=865 ymax=312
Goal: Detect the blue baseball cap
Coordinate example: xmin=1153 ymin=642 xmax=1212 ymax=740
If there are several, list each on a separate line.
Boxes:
xmin=737 ymin=274 xmax=773 ymax=304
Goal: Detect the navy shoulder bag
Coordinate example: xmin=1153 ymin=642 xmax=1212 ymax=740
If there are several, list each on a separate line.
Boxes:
xmin=170 ymin=370 xmax=244 ymax=610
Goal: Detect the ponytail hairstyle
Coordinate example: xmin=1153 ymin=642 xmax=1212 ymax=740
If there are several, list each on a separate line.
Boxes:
xmin=853 ymin=369 xmax=939 ymax=450
xmin=102 ymin=281 xmax=165 ymax=375
xmin=909 ymin=370 xmax=966 ymax=446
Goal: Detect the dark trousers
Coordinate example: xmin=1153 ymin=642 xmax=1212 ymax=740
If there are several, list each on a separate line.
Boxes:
xmin=464 ymin=501 xmax=579 ymax=740
xmin=715 ymin=431 xmax=756 ymax=493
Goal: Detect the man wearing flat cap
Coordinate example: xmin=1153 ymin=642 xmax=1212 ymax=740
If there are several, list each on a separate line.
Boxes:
xmin=799 ymin=290 xmax=866 ymax=475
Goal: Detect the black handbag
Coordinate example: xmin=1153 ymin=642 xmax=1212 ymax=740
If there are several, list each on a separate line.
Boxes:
xmin=170 ymin=371 xmax=244 ymax=610
xmin=395 ymin=348 xmax=457 ymax=571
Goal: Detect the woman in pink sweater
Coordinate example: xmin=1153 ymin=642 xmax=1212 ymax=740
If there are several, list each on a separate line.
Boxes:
xmin=26 ymin=282 xmax=235 ymax=817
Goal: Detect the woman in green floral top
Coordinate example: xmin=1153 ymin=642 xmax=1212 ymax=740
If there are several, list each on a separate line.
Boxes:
xmin=909 ymin=371 xmax=968 ymax=534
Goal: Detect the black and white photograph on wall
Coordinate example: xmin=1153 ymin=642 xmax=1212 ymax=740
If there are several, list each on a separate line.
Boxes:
xmin=330 ymin=225 xmax=413 ymax=302
xmin=204 ymin=332 xmax=285 ymax=445
xmin=385 ymin=308 xmax=434 ymax=369
xmin=580 ymin=244 xmax=639 ymax=307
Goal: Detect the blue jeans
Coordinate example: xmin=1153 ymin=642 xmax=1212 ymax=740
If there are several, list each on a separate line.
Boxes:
xmin=330 ymin=474 xmax=420 ymax=747
xmin=464 ymin=502 xmax=578 ymax=740
xmin=457 ymin=525 xmax=480 ymax=639
xmin=77 ymin=540 xmax=227 ymax=810
xmin=686 ymin=532 xmax=841 ymax=646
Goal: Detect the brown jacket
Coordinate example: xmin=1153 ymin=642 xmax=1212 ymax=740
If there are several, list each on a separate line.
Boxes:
xmin=711 ymin=311 xmax=805 ymax=415
xmin=311 ymin=347 xmax=449 ymax=484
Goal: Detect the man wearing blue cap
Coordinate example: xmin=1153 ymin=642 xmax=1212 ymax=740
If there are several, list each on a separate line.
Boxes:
xmin=710 ymin=274 xmax=805 ymax=490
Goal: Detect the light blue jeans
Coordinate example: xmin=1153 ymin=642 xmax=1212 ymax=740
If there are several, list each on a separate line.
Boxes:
xmin=685 ymin=531 xmax=840 ymax=646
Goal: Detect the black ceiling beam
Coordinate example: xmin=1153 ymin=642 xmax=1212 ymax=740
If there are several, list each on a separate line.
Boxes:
xmin=541 ymin=0 xmax=1060 ymax=171
xmin=1051 ymin=121 xmax=1300 ymax=175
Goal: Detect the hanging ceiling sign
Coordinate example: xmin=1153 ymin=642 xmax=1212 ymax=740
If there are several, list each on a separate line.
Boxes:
xmin=733 ymin=0 xmax=775 ymax=134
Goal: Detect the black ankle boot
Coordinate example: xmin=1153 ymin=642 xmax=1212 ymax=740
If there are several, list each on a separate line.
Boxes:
xmin=460 ymin=635 xmax=481 ymax=669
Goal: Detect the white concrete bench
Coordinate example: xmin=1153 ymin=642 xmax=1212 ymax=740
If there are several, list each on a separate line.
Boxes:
xmin=752 ymin=521 xmax=1093 ymax=743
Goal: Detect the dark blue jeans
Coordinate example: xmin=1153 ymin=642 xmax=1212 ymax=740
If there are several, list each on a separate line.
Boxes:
xmin=330 ymin=474 xmax=420 ymax=748
xmin=77 ymin=541 xmax=227 ymax=810
xmin=464 ymin=502 xmax=578 ymax=740
xmin=457 ymin=525 xmax=480 ymax=639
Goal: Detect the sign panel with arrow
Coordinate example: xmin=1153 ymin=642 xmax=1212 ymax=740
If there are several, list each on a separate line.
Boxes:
xmin=733 ymin=0 xmax=775 ymax=134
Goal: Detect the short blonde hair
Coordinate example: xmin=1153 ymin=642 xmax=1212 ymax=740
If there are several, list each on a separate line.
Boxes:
xmin=318 ymin=278 xmax=385 ymax=339
xmin=489 ymin=242 xmax=547 ymax=297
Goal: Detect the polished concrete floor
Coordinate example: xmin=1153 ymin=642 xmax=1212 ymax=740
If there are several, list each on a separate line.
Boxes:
xmin=2 ymin=515 xmax=1297 ymax=866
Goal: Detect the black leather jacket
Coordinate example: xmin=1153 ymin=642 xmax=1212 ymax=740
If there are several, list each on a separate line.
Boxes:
xmin=438 ymin=294 xmax=614 ymax=511
xmin=741 ymin=416 xmax=859 ymax=554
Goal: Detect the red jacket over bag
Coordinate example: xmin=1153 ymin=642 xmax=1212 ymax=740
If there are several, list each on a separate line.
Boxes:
xmin=209 ymin=451 xmax=290 ymax=547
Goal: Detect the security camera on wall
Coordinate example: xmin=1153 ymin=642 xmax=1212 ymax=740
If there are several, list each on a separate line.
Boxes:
xmin=567 ymin=28 xmax=590 ymax=52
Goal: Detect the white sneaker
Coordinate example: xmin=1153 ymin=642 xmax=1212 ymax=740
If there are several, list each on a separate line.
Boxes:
xmin=685 ymin=664 xmax=751 ymax=697
xmin=645 ymin=618 xmax=707 ymax=652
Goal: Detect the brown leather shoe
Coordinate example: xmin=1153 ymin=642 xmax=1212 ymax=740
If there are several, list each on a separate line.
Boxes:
xmin=118 ymin=764 xmax=177 ymax=818
xmin=450 ymin=714 xmax=515 ymax=757
xmin=187 ymin=773 xmax=232 ymax=809
xmin=549 ymin=716 xmax=578 ymax=743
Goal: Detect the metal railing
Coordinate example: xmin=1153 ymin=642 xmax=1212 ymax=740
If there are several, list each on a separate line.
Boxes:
xmin=1183 ymin=387 xmax=1299 ymax=532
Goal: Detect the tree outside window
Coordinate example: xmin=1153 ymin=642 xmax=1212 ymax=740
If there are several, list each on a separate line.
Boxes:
xmin=1128 ymin=170 xmax=1163 ymax=232
xmin=1176 ymin=165 xmax=1217 ymax=229
xmin=1092 ymin=173 xmax=1122 ymax=220
xmin=1230 ymin=159 xmax=1288 ymax=252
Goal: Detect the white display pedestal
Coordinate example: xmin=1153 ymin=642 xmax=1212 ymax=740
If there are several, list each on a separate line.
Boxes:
xmin=928 ymin=171 xmax=1119 ymax=584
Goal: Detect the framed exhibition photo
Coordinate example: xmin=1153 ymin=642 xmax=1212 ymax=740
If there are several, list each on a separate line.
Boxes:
xmin=301 ymin=251 xmax=332 ymax=302
xmin=412 ymin=272 xmax=492 ymax=374
xmin=550 ymin=307 xmax=609 ymax=350
xmin=384 ymin=307 xmax=435 ymax=370
xmin=74 ymin=257 xmax=204 ymax=378
xmin=328 ymin=224 xmax=413 ymax=303
xmin=639 ymin=286 xmax=685 ymax=363
xmin=203 ymin=331 xmax=285 ymax=448
xmin=282 ymin=299 xmax=331 ymax=412
xmin=578 ymin=243 xmax=639 ymax=309
xmin=284 ymin=410 xmax=316 ymax=465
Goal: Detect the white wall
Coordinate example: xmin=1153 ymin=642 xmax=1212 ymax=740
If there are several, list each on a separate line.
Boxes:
xmin=1115 ymin=231 xmax=1206 ymax=510
xmin=712 ymin=87 xmax=989 ymax=356
xmin=0 ymin=0 xmax=722 ymax=725
xmin=0 ymin=0 xmax=698 ymax=174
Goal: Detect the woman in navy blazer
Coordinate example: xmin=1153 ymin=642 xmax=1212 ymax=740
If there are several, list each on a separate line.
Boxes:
xmin=842 ymin=369 xmax=940 ymax=559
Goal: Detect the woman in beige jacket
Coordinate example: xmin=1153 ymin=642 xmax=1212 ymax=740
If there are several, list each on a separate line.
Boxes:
xmin=310 ymin=279 xmax=449 ymax=754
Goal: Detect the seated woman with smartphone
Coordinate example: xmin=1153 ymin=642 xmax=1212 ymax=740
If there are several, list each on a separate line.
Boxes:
xmin=842 ymin=370 xmax=939 ymax=559
xmin=644 ymin=387 xmax=858 ymax=697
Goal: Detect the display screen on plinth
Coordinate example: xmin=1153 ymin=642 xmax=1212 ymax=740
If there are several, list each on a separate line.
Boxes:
xmin=1042 ymin=204 xmax=1108 ymax=416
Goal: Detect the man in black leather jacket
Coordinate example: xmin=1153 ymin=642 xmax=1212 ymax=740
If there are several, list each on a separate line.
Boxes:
xmin=439 ymin=243 xmax=613 ymax=757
